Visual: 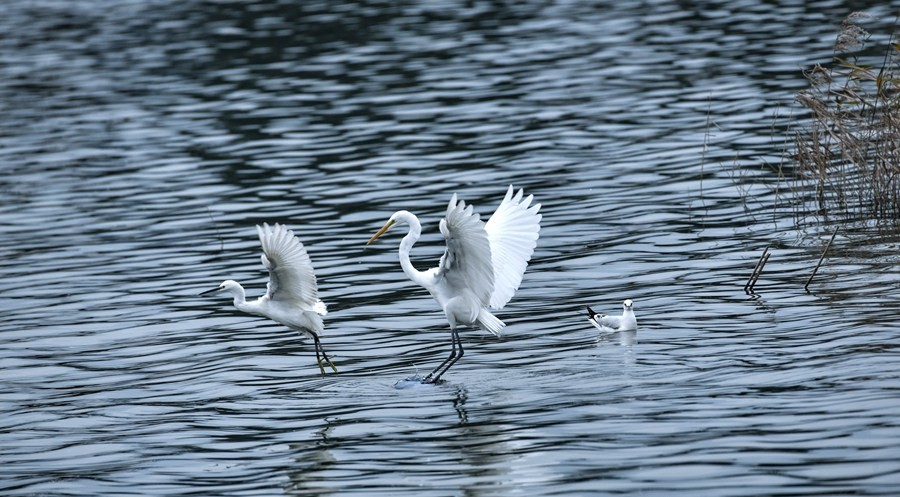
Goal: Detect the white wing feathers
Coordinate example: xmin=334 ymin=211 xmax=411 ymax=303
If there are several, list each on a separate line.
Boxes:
xmin=438 ymin=193 xmax=495 ymax=306
xmin=590 ymin=315 xmax=623 ymax=331
xmin=257 ymin=223 xmax=326 ymax=315
xmin=484 ymin=185 xmax=542 ymax=309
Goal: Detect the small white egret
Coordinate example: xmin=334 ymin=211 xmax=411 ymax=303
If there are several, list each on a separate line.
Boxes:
xmin=586 ymin=299 xmax=637 ymax=332
xmin=200 ymin=223 xmax=337 ymax=376
xmin=367 ymin=185 xmax=541 ymax=383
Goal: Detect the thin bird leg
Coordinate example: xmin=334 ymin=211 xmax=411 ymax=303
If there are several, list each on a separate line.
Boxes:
xmin=424 ymin=330 xmax=459 ymax=383
xmin=316 ymin=335 xmax=338 ymax=373
xmin=443 ymin=327 xmax=465 ymax=376
xmin=427 ymin=328 xmax=465 ymax=384
xmin=312 ymin=335 xmax=338 ymax=375
xmin=313 ymin=336 xmax=325 ymax=377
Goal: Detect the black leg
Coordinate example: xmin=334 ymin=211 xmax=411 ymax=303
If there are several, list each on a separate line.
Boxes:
xmin=311 ymin=334 xmax=338 ymax=376
xmin=312 ymin=335 xmax=325 ymax=377
xmin=424 ymin=330 xmax=458 ymax=383
xmin=425 ymin=328 xmax=464 ymax=384
xmin=440 ymin=328 xmax=465 ymax=377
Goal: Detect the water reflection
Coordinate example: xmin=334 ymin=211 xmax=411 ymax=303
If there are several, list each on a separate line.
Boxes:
xmin=286 ymin=420 xmax=338 ymax=496
xmin=447 ymin=385 xmax=519 ymax=495
xmin=3 ymin=0 xmax=900 ymax=495
xmin=595 ymin=329 xmax=637 ymax=348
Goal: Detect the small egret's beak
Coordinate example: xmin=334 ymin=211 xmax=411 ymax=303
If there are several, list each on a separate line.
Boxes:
xmin=199 ymin=286 xmax=223 ymax=297
xmin=367 ymin=219 xmax=396 ymax=245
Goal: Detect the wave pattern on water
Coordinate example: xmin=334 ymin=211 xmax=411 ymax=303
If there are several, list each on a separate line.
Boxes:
xmin=2 ymin=0 xmax=900 ymax=496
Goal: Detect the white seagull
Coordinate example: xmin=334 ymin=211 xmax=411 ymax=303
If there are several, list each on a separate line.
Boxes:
xmin=586 ymin=299 xmax=637 ymax=332
xmin=200 ymin=223 xmax=337 ymax=376
xmin=367 ymin=185 xmax=541 ymax=383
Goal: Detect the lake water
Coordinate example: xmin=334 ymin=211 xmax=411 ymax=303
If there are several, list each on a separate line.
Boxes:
xmin=2 ymin=0 xmax=900 ymax=495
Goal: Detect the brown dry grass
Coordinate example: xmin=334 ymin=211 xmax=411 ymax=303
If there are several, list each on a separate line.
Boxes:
xmin=790 ymin=12 xmax=900 ymax=227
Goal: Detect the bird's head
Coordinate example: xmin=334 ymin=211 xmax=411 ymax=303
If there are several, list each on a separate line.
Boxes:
xmin=199 ymin=279 xmax=240 ymax=297
xmin=623 ymin=299 xmax=633 ymax=309
xmin=366 ymin=210 xmax=411 ymax=245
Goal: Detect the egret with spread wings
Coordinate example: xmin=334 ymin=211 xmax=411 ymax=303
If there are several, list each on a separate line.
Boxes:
xmin=200 ymin=223 xmax=337 ymax=376
xmin=367 ymin=185 xmax=541 ymax=383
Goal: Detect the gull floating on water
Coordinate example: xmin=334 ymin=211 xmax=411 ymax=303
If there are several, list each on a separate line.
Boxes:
xmin=585 ymin=299 xmax=637 ymax=332
xmin=200 ymin=223 xmax=337 ymax=376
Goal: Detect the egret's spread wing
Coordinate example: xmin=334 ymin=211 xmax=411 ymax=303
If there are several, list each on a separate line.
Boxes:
xmin=437 ymin=193 xmax=494 ymax=305
xmin=257 ymin=223 xmax=323 ymax=313
xmin=484 ymin=185 xmax=542 ymax=309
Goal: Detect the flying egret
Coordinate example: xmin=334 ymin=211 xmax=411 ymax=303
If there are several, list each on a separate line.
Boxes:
xmin=585 ymin=299 xmax=637 ymax=332
xmin=200 ymin=223 xmax=337 ymax=376
xmin=367 ymin=185 xmax=542 ymax=383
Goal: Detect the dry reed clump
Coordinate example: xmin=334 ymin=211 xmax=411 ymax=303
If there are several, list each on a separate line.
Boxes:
xmin=791 ymin=12 xmax=900 ymax=227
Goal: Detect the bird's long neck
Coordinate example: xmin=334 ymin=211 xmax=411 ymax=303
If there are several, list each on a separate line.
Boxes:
xmin=397 ymin=213 xmax=431 ymax=289
xmin=228 ymin=283 xmax=253 ymax=312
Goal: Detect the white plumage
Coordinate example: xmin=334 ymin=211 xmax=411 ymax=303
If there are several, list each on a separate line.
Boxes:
xmin=367 ymin=185 xmax=541 ymax=383
xmin=200 ymin=223 xmax=336 ymax=375
xmin=586 ymin=299 xmax=637 ymax=332
xmin=485 ymin=187 xmax=542 ymax=309
xmin=256 ymin=223 xmax=327 ymax=320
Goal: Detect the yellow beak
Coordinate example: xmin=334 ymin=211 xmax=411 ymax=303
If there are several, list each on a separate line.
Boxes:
xmin=367 ymin=219 xmax=396 ymax=245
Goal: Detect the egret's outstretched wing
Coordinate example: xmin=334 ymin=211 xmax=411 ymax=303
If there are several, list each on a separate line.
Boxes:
xmin=257 ymin=223 xmax=325 ymax=314
xmin=437 ymin=194 xmax=495 ymax=305
xmin=484 ymin=185 xmax=542 ymax=309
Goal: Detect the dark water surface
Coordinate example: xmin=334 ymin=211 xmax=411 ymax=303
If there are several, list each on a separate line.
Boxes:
xmin=2 ymin=1 xmax=900 ymax=495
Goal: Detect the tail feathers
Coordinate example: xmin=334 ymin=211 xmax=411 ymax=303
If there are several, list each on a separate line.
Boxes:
xmin=313 ymin=300 xmax=327 ymax=316
xmin=477 ymin=308 xmax=506 ymax=337
xmin=586 ymin=305 xmax=601 ymax=320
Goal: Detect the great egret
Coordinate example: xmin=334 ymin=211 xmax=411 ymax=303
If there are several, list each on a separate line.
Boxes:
xmin=200 ymin=223 xmax=337 ymax=376
xmin=367 ymin=185 xmax=542 ymax=383
xmin=586 ymin=300 xmax=637 ymax=332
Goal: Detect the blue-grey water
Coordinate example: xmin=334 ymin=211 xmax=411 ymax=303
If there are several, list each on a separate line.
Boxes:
xmin=2 ymin=1 xmax=900 ymax=495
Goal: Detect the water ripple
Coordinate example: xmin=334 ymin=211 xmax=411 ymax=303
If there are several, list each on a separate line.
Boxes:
xmin=2 ymin=0 xmax=900 ymax=495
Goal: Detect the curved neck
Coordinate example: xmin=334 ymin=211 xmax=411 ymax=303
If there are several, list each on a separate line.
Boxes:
xmin=395 ymin=211 xmax=431 ymax=289
xmin=228 ymin=284 xmax=250 ymax=311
